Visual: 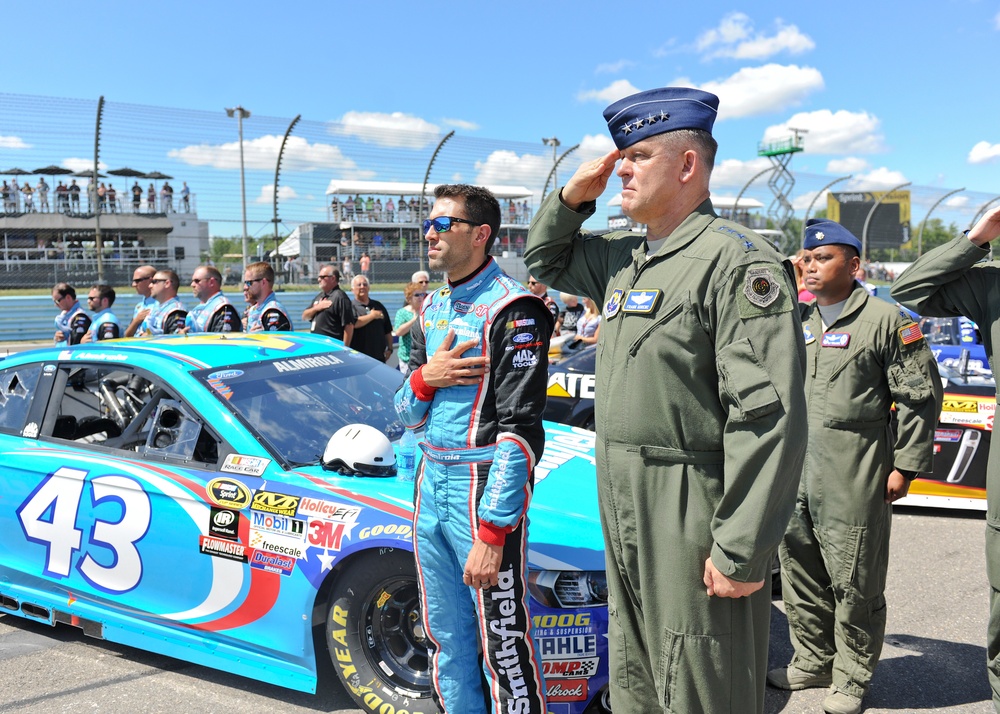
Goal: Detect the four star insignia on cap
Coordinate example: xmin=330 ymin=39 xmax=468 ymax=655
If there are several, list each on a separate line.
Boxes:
xmin=815 ymin=231 xmax=825 ymax=240
xmin=621 ymin=122 xmax=633 ymax=135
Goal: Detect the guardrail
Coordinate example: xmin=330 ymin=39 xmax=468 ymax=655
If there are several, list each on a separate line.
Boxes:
xmin=0 ymin=290 xmax=405 ymax=343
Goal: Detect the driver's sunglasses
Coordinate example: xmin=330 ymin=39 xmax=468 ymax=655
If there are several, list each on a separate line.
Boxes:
xmin=422 ymin=216 xmax=482 ymax=234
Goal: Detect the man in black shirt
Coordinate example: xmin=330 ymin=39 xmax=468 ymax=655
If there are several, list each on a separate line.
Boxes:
xmin=350 ymin=275 xmax=392 ymax=362
xmin=302 ymin=265 xmax=355 ymax=345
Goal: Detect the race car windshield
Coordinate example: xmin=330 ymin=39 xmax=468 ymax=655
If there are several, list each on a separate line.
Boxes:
xmin=193 ymin=351 xmax=405 ymax=467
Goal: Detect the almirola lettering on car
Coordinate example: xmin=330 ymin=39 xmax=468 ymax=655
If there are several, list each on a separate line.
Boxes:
xmin=0 ymin=332 xmax=609 ymax=714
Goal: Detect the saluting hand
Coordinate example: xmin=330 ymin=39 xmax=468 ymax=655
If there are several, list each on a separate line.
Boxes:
xmin=561 ymin=148 xmax=620 ymax=210
xmin=421 ymin=329 xmax=488 ymax=388
xmin=968 ymin=205 xmax=1000 ymax=246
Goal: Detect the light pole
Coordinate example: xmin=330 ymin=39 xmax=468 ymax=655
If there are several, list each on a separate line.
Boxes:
xmin=542 ymin=137 xmax=560 ymax=189
xmin=226 ymin=105 xmax=251 ymax=270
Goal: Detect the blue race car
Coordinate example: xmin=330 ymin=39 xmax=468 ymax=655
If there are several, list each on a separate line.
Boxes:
xmin=0 ymin=333 xmax=610 ymax=714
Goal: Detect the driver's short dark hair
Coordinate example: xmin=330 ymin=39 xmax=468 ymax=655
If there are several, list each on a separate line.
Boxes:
xmin=434 ymin=184 xmax=502 ymax=253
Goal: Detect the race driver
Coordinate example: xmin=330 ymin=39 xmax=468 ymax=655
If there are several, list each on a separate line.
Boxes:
xmin=394 ymin=184 xmax=551 ymax=713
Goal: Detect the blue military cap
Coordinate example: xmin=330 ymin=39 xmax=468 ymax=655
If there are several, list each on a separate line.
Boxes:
xmin=803 ymin=218 xmax=863 ymax=253
xmin=603 ymin=87 xmax=720 ymax=150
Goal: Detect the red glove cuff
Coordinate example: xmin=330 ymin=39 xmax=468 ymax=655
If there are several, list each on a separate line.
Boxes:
xmin=409 ymin=365 xmax=437 ymax=402
xmin=477 ymin=521 xmax=509 ymax=546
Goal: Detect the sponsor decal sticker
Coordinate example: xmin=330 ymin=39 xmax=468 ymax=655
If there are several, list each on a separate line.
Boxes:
xmin=209 ymin=507 xmax=240 ymax=540
xmin=221 ymin=454 xmax=270 ymax=477
xmin=543 ymin=658 xmax=600 ymax=679
xmin=22 ymin=422 xmax=39 ymax=438
xmin=250 ymin=510 xmax=306 ymax=539
xmin=251 ymin=490 xmax=301 ymax=517
xmin=248 ymin=530 xmax=308 ymax=559
xmin=934 ymin=428 xmax=963 ymax=443
xmin=249 ymin=549 xmax=295 ymax=576
xmin=537 ymin=634 xmax=598 ymax=659
xmin=942 ymin=397 xmax=980 ymax=414
xmin=821 ymin=332 xmax=851 ymax=348
xmin=207 ymin=369 xmax=244 ymax=381
xmin=308 ymin=518 xmax=350 ymax=551
xmin=454 ymin=301 xmax=474 ymax=314
xmin=199 ymin=535 xmax=248 ymax=562
xmin=358 ymin=523 xmax=412 ymax=539
xmin=296 ymin=498 xmax=362 ymax=521
xmin=273 ymin=355 xmax=343 ymax=373
xmin=547 ymin=372 xmax=596 ymax=400
xmin=206 ymin=478 xmax=252 ymax=509
xmin=506 ymin=318 xmax=536 ymax=329
xmin=546 ymin=679 xmax=588 ymax=702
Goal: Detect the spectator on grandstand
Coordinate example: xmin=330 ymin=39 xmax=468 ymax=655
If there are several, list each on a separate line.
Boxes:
xmin=82 ymin=284 xmax=121 ymax=342
xmin=345 ymin=195 xmax=355 ymax=220
xmin=386 ymin=197 xmax=395 ymax=222
xmin=350 ymin=275 xmax=392 ymax=362
xmin=342 ymin=255 xmax=353 ymax=280
xmin=331 ymin=196 xmax=340 ymax=220
xmin=106 ymin=184 xmax=117 ymax=213
xmin=10 ymin=180 xmax=19 ymax=212
xmin=360 ymin=252 xmax=371 ymax=278
xmin=354 ymin=194 xmax=365 ymax=221
xmin=1 ymin=182 xmax=11 ymax=213
xmin=147 ymin=183 xmax=156 ymax=212
xmin=131 ymin=182 xmax=142 ymax=212
xmin=36 ymin=178 xmax=49 ymax=212
xmin=372 ymin=232 xmax=384 ymax=258
xmin=392 ymin=281 xmax=427 ymax=376
xmin=69 ymin=180 xmax=81 ymax=211
xmin=181 ymin=182 xmax=191 ymax=211
xmin=161 ymin=182 xmax=174 ymax=212
xmin=97 ymin=182 xmax=107 ymax=212
xmin=52 ymin=282 xmax=91 ymax=345
xmin=398 ymin=196 xmax=409 ymax=222
xmin=365 ymin=195 xmax=375 ymax=221
xmin=55 ymin=182 xmax=69 ymax=212
xmin=125 ymin=265 xmax=158 ymax=337
xmin=374 ymin=198 xmax=383 ymax=221
xmin=20 ymin=182 xmax=34 ymax=212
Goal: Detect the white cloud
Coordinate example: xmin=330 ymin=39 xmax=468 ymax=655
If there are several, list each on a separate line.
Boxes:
xmin=575 ymin=133 xmax=617 ymax=162
xmin=333 ymin=111 xmax=440 ymax=149
xmin=702 ymin=64 xmax=823 ymax=119
xmin=451 ymin=172 xmax=463 ymax=182
xmin=577 ymin=79 xmax=641 ymax=104
xmin=442 ymin=118 xmax=479 ymax=131
xmin=826 ymin=157 xmax=870 ymax=174
xmin=995 ymin=10 xmax=1000 ymax=30
xmin=254 ymin=184 xmax=298 ymax=204
xmin=168 ymin=135 xmax=373 ymax=177
xmin=946 ymin=195 xmax=970 ymax=208
xmin=968 ymin=140 xmax=1000 ymax=164
xmin=652 ymin=38 xmax=680 ymax=58
xmin=846 ymin=167 xmax=909 ymax=190
xmin=473 ymin=150 xmax=552 ymax=203
xmin=0 ymin=135 xmax=30 ymax=150
xmin=710 ymin=157 xmax=773 ymax=189
xmin=63 ymin=158 xmax=108 ymax=173
xmin=596 ymin=59 xmax=635 ymax=74
xmin=763 ymin=110 xmax=884 ymax=154
xmin=697 ymin=12 xmax=815 ymax=60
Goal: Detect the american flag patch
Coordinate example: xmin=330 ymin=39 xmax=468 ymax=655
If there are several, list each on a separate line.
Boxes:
xmin=898 ymin=322 xmax=924 ymax=346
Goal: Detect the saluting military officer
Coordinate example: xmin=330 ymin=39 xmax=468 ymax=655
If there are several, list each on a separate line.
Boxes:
xmin=524 ymin=86 xmax=808 ymax=714
xmin=890 ymin=206 xmax=1000 ymax=708
xmin=769 ymin=220 xmax=941 ymax=714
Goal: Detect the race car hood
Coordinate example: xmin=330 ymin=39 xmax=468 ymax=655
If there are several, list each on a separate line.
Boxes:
xmin=527 ymin=422 xmax=605 ymax=572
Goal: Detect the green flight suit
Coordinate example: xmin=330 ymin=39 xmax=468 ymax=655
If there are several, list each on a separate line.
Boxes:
xmin=889 ymin=234 xmax=1000 ymax=705
xmin=780 ymin=284 xmax=940 ymax=699
xmin=525 ymin=193 xmax=808 ymax=713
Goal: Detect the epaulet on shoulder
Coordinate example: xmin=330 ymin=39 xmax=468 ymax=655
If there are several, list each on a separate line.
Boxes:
xmin=710 ymin=221 xmax=761 ymax=254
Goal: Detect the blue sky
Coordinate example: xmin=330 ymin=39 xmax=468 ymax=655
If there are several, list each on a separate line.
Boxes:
xmin=2 ymin=1 xmax=999 ymax=232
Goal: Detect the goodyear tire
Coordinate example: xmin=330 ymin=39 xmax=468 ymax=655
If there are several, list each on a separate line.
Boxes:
xmin=326 ymin=547 xmax=439 ymax=714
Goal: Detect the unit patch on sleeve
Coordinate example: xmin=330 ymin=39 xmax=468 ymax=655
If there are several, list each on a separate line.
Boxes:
xmin=736 ymin=263 xmax=793 ymax=318
xmin=604 ymin=289 xmax=624 ymax=319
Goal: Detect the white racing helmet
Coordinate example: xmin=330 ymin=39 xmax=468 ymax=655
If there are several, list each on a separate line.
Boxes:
xmin=322 ymin=424 xmax=396 ymax=477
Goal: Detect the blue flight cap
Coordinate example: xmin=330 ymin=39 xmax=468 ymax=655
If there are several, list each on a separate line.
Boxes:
xmin=803 ymin=218 xmax=863 ymax=254
xmin=603 ymin=87 xmax=720 ymax=150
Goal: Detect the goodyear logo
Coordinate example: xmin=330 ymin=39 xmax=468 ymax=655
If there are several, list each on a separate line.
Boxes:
xmin=942 ymin=397 xmax=979 ymax=414
xmin=251 ymin=490 xmax=301 ymax=517
xmin=206 ymin=478 xmax=252 ymax=510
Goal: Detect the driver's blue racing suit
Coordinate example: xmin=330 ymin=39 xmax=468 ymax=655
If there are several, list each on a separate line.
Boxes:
xmin=395 ymin=258 xmax=552 ymax=714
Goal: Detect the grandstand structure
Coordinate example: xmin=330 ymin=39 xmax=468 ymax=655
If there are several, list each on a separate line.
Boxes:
xmin=0 ymin=92 xmax=996 ymax=287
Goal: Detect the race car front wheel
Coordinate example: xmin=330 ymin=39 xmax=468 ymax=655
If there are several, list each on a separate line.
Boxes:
xmin=326 ymin=547 xmax=439 ymax=713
